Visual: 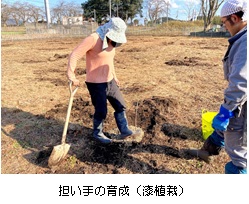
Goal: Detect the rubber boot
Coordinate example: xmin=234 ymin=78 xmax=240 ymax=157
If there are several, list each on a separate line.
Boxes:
xmin=201 ymin=136 xmax=222 ymax=156
xmin=93 ymin=118 xmax=112 ymax=144
xmin=225 ymin=161 xmax=247 ymax=174
xmin=114 ymin=111 xmax=133 ymax=139
xmin=186 ymin=131 xmax=224 ymax=163
xmin=201 ymin=130 xmax=224 ymax=155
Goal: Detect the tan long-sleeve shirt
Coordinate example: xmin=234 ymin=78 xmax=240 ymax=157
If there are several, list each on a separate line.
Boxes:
xmin=67 ymin=33 xmax=116 ymax=83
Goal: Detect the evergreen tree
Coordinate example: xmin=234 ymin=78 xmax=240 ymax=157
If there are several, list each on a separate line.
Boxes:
xmin=81 ymin=0 xmax=143 ymax=24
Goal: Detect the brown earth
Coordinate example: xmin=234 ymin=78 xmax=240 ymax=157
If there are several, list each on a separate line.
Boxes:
xmin=1 ymin=35 xmax=230 ymax=174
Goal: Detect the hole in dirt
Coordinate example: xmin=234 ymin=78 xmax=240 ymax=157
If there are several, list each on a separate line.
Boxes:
xmin=165 ymin=57 xmax=211 ymax=67
xmin=53 ymin=53 xmax=69 ymax=59
xmin=162 ymin=41 xmax=174 ymax=46
xmin=120 ymin=47 xmax=147 ymax=52
xmin=48 ymin=53 xmax=69 ymax=61
xmin=127 ymin=96 xmax=179 ymax=139
xmin=161 ymin=123 xmax=188 ymax=140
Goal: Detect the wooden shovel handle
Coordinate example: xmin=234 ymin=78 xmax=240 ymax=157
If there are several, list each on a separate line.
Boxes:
xmin=69 ymin=81 xmax=78 ymax=97
xmin=61 ymin=81 xmax=78 ymax=144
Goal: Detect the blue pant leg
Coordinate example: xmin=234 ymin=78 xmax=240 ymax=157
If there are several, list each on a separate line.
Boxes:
xmin=209 ymin=130 xmax=225 ymax=147
xmin=225 ymin=161 xmax=247 ymax=174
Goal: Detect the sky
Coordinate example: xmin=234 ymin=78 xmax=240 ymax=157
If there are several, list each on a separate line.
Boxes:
xmin=4 ymin=0 xmax=224 ymax=21
xmin=4 ymin=0 xmax=86 ymax=8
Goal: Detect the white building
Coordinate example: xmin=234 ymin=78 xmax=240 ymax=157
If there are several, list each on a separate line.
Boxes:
xmin=62 ymin=16 xmax=84 ymax=25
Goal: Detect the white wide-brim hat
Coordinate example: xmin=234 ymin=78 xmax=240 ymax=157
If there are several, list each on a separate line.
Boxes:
xmin=220 ymin=0 xmax=247 ymax=21
xmin=96 ymin=17 xmax=127 ymax=50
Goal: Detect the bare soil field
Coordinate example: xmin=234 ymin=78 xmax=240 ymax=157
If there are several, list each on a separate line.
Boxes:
xmin=1 ymin=35 xmax=230 ymax=174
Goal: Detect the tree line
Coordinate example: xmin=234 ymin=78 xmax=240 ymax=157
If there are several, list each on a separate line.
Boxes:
xmin=82 ymin=0 xmax=143 ymax=24
xmin=1 ymin=0 xmax=143 ymax=26
xmin=1 ymin=0 xmax=224 ymax=31
xmin=1 ymin=0 xmax=83 ymax=26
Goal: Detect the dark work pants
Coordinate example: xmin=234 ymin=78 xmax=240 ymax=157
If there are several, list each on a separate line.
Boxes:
xmin=86 ymin=79 xmax=126 ymax=121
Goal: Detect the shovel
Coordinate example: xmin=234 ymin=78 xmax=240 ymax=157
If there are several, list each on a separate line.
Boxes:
xmin=48 ymin=81 xmax=78 ymax=168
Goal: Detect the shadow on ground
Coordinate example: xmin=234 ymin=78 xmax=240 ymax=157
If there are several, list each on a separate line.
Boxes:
xmin=1 ymin=99 xmax=202 ymax=174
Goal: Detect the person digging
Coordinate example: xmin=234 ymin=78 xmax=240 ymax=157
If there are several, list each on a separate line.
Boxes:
xmin=67 ymin=17 xmax=142 ymax=144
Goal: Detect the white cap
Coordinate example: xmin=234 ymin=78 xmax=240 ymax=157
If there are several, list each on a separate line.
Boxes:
xmin=220 ymin=0 xmax=247 ymax=21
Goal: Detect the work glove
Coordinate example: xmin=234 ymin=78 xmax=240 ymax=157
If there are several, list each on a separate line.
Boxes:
xmin=212 ymin=105 xmax=234 ymax=131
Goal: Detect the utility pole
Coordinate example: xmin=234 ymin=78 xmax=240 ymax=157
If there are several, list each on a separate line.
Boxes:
xmin=94 ymin=9 xmax=96 ymax=22
xmin=117 ymin=4 xmax=118 ymax=17
xmin=109 ymin=0 xmax=111 ymax=18
xmin=44 ymin=0 xmax=51 ymax=28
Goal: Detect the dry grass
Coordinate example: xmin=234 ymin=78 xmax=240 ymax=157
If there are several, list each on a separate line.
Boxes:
xmin=1 ymin=35 xmax=230 ymax=174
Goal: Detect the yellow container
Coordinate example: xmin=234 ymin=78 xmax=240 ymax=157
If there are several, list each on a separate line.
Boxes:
xmin=202 ymin=110 xmax=218 ymax=140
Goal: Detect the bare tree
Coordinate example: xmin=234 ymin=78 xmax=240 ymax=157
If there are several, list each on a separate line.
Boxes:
xmin=64 ymin=2 xmax=83 ymax=17
xmin=1 ymin=2 xmax=11 ymax=26
xmin=28 ymin=4 xmax=44 ymax=26
xmin=201 ymin=0 xmax=224 ymax=31
xmin=163 ymin=0 xmax=171 ymax=24
xmin=51 ymin=0 xmax=83 ymax=24
xmin=1 ymin=1 xmax=46 ymax=26
xmin=8 ymin=4 xmax=21 ymax=26
xmin=183 ymin=0 xmax=200 ymax=21
xmin=14 ymin=2 xmax=33 ymax=25
xmin=147 ymin=0 xmax=163 ymax=24
xmin=51 ymin=1 xmax=67 ymax=24
xmin=146 ymin=0 xmax=171 ymax=24
xmin=3 ymin=2 xmax=34 ymax=25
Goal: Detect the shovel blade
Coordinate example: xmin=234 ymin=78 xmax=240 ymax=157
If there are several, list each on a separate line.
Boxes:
xmin=48 ymin=143 xmax=70 ymax=168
